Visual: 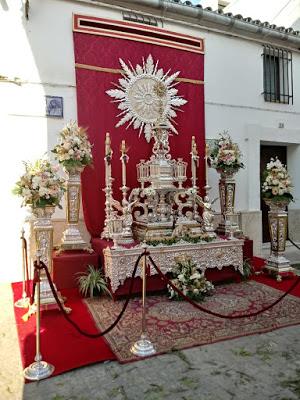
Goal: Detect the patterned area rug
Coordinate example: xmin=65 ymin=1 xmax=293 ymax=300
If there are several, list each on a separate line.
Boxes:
xmin=85 ymin=281 xmax=300 ymax=363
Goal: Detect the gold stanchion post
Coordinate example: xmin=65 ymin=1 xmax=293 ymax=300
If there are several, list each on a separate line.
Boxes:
xmin=130 ymin=247 xmax=156 ymax=357
xmin=15 ymin=228 xmax=30 ymax=308
xmin=23 ymin=253 xmax=55 ymax=380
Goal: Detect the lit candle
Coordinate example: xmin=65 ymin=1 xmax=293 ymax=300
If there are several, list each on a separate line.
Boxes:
xmin=104 ymin=132 xmax=112 ymax=189
xmin=205 ymin=143 xmax=210 ymax=187
xmin=120 ymin=139 xmax=127 ymax=188
xmin=191 ymin=136 xmax=198 ymax=188
xmin=105 ymin=132 xmax=111 ymax=157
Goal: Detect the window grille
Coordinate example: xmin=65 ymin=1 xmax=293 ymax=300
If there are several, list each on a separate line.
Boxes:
xmin=262 ymin=45 xmax=293 ymax=104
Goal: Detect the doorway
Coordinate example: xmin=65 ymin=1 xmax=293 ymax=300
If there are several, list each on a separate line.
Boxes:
xmin=260 ymin=145 xmax=287 ymax=243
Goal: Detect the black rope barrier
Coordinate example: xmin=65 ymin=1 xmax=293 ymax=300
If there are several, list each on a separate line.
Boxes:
xmin=30 ymin=251 xmax=147 ymax=338
xmin=148 ymin=255 xmax=300 ymax=320
xmin=288 ymin=236 xmax=300 ymax=252
xmin=28 ymin=249 xmax=300 ymax=338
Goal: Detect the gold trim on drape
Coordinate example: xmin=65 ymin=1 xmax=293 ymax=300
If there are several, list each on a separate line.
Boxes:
xmin=75 ymin=63 xmax=204 ymax=85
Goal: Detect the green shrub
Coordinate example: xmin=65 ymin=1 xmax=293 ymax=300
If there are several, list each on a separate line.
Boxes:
xmin=77 ymin=265 xmax=111 ymax=298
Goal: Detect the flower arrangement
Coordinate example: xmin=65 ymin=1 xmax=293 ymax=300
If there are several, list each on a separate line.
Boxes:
xmin=168 ymin=254 xmax=214 ymax=301
xmin=13 ymin=158 xmax=65 ymax=208
xmin=262 ymin=157 xmax=293 ymax=203
xmin=142 ymin=187 xmax=157 ymax=197
xmin=209 ymin=132 xmax=244 ymax=175
xmin=52 ymin=121 xmax=93 ymax=169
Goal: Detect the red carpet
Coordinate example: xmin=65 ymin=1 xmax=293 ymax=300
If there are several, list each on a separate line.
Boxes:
xmin=12 ymin=282 xmax=116 ymax=379
xmin=85 ymin=279 xmax=300 ymax=363
xmin=12 ymin=267 xmax=300 ymax=378
xmin=254 ymin=273 xmax=300 ymax=297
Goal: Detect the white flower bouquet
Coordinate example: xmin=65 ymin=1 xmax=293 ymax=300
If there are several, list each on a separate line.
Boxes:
xmin=142 ymin=187 xmax=157 ymax=197
xmin=168 ymin=254 xmax=214 ymax=301
xmin=13 ymin=159 xmax=65 ymax=208
xmin=52 ymin=121 xmax=93 ymax=169
xmin=209 ymin=132 xmax=244 ymax=175
xmin=262 ymin=157 xmax=293 ymax=203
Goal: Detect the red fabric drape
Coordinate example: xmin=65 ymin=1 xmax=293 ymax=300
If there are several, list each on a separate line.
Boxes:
xmin=74 ymin=32 xmax=205 ymax=237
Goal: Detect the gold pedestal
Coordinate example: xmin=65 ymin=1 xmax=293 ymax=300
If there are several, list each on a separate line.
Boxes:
xmin=216 ymin=172 xmax=239 ymax=235
xmin=23 ymin=263 xmax=55 ymax=381
xmin=60 ymin=167 xmax=92 ymax=252
xmin=265 ymin=199 xmax=295 ymax=281
xmin=33 ymin=206 xmax=70 ymax=312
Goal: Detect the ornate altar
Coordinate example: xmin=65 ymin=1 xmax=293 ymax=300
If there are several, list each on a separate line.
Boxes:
xmin=101 ymin=123 xmax=215 ymax=243
xmin=99 ymin=54 xmax=243 ymax=291
xmin=104 ymin=239 xmax=244 ymax=294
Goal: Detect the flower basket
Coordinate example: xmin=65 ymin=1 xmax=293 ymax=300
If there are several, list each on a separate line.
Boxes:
xmin=209 ymin=132 xmax=244 ymax=175
xmin=262 ymin=157 xmax=294 ymax=280
xmin=262 ymin=157 xmax=293 ymax=206
xmin=13 ymin=158 xmax=65 ymax=209
xmin=52 ymin=121 xmax=93 ymax=170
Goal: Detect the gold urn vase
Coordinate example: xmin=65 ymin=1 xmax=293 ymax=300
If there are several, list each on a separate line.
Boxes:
xmin=60 ymin=166 xmax=90 ymax=251
xmin=264 ymin=199 xmax=295 ymax=281
xmin=216 ymin=171 xmax=239 ymax=235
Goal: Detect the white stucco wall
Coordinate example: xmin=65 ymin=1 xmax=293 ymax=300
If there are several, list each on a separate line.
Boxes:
xmin=1 ymin=0 xmax=300 ymax=281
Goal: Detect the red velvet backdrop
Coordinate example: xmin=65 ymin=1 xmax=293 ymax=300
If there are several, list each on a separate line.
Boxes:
xmin=74 ymin=30 xmax=205 ymax=237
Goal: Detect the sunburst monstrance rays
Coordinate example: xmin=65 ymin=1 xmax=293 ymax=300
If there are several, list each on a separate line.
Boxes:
xmin=106 ymin=54 xmax=187 ymax=142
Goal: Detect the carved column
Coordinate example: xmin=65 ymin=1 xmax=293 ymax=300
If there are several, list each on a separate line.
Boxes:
xmin=61 ymin=167 xmax=90 ymax=251
xmin=216 ymin=172 xmax=240 ymax=236
xmin=264 ymin=199 xmax=295 ymax=281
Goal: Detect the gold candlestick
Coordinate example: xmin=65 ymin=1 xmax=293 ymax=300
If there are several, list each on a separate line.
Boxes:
xmin=130 ymin=246 xmax=156 ymax=357
xmin=15 ymin=228 xmax=30 ymax=308
xmin=102 ymin=132 xmax=114 ymax=239
xmin=23 ymin=253 xmax=55 ymax=380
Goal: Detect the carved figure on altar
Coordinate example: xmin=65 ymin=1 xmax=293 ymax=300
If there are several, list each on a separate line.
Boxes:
xmin=122 ymin=200 xmax=137 ymax=231
xmin=195 ymin=195 xmax=218 ymax=238
xmin=171 ymin=223 xmax=190 ymax=239
xmin=197 ymin=196 xmax=215 ymax=225
xmin=202 ymin=198 xmax=214 ymax=226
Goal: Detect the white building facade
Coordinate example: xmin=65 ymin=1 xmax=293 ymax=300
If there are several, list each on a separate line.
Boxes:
xmin=1 ymin=0 xmax=300 ymax=282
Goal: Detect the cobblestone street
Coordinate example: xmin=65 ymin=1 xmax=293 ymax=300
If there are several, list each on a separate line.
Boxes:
xmin=1 ymin=282 xmax=300 ymax=400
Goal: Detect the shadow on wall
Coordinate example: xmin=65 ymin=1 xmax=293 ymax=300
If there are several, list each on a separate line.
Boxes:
xmin=0 ymin=0 xmax=9 ymax=11
xmin=18 ymin=2 xmax=82 ymax=259
xmin=21 ymin=1 xmax=75 ymax=153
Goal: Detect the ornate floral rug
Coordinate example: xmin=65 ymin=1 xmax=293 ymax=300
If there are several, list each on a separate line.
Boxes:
xmin=85 ymin=281 xmax=300 ymax=363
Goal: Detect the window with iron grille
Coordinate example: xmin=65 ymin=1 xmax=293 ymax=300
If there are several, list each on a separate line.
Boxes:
xmin=262 ymin=45 xmax=293 ymax=104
